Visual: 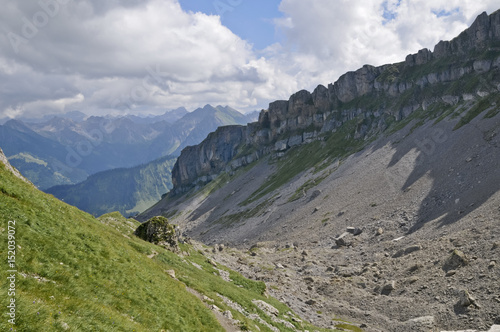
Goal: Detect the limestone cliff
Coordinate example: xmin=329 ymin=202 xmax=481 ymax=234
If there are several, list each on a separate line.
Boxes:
xmin=170 ymin=10 xmax=500 ymax=194
xmin=171 ymin=125 xmax=247 ymax=193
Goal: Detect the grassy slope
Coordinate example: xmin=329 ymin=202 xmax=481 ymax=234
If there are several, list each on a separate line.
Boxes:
xmin=0 ymin=163 xmax=333 ymax=331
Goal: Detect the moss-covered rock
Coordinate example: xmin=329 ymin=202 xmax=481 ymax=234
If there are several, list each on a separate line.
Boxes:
xmin=134 ymin=216 xmax=179 ymax=251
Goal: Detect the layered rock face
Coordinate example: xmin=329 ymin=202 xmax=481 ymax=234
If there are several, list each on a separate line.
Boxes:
xmin=171 ymin=125 xmax=247 ymax=191
xmin=171 ymin=10 xmax=500 ymax=194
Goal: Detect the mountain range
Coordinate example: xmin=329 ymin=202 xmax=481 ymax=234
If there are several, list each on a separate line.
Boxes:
xmin=1 ymin=9 xmax=500 ymax=332
xmin=138 ymin=10 xmax=500 ymax=332
xmin=0 ymin=104 xmax=256 ymax=191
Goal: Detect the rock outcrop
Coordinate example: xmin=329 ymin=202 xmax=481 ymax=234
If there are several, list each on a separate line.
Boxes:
xmin=170 ymin=9 xmax=500 ymax=194
xmin=171 ymin=125 xmax=247 ymax=192
xmin=134 ymin=216 xmax=179 ymax=251
xmin=0 ymin=147 xmax=33 ymax=185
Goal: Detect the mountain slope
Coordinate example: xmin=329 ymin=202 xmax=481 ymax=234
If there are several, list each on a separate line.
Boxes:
xmin=46 ymin=155 xmax=178 ymax=217
xmin=171 ymin=104 xmax=251 ymax=154
xmin=0 ymin=149 xmax=336 ymax=332
xmin=138 ymin=10 xmax=500 ymax=332
xmin=0 ymin=120 xmax=88 ymax=189
xmin=0 ymin=105 xmax=251 ymax=190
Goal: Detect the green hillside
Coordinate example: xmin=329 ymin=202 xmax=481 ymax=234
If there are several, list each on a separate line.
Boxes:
xmin=46 ymin=155 xmax=178 ymax=217
xmin=8 ymin=152 xmax=88 ymax=190
xmin=0 ymin=160 xmax=334 ymax=331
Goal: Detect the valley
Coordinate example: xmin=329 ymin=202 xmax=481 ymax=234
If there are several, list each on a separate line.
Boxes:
xmin=137 ymin=10 xmax=500 ymax=331
xmin=1 ymin=8 xmax=500 ymax=332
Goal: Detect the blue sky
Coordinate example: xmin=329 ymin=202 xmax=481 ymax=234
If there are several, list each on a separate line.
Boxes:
xmin=178 ymin=0 xmax=282 ymax=49
xmin=0 ymin=0 xmax=498 ymax=119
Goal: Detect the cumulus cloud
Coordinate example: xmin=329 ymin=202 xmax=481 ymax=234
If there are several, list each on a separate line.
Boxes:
xmin=273 ymin=0 xmax=500 ymax=91
xmin=0 ymin=0 xmax=294 ymax=118
xmin=0 ymin=0 xmax=498 ymax=119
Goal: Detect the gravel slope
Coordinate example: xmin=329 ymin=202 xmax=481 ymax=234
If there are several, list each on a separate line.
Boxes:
xmin=144 ymin=110 xmax=500 ymax=331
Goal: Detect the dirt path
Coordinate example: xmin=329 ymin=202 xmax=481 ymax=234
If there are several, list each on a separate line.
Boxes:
xmin=185 ymin=286 xmax=239 ymax=332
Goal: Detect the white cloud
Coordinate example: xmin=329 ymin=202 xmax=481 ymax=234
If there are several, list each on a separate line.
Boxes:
xmin=273 ymin=0 xmax=500 ymax=91
xmin=0 ymin=0 xmax=294 ymax=118
xmin=0 ymin=0 xmax=498 ymax=119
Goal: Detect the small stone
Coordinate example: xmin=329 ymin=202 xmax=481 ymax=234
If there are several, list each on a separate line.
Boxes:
xmin=335 ymin=232 xmax=351 ymax=247
xmin=202 ymin=295 xmax=214 ymax=302
xmin=303 ymin=276 xmax=316 ymax=283
xmin=408 ymin=276 xmax=419 ymax=284
xmin=310 ymin=190 xmax=322 ymax=200
xmin=458 ymin=289 xmax=480 ymax=308
xmin=301 ymin=250 xmax=308 ymax=256
xmin=408 ymin=264 xmax=422 ymax=273
xmin=305 ymin=299 xmax=316 ymax=305
xmin=459 ymin=290 xmax=473 ymax=306
xmin=393 ymin=245 xmax=422 ymax=258
xmin=404 ymin=245 xmax=422 ymax=255
xmin=222 ymin=310 xmax=233 ymax=319
xmin=443 ymin=249 xmax=468 ymax=272
xmin=207 ymin=259 xmax=217 ymax=267
xmin=445 ymin=270 xmax=456 ymax=277
xmin=381 ymin=281 xmax=396 ymax=295
xmin=346 ymin=227 xmax=363 ymax=236
xmin=218 ymin=244 xmax=225 ymax=252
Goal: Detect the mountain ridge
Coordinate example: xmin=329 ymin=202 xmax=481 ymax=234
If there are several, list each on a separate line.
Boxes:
xmin=0 ymin=104 xmax=253 ymax=190
xmin=136 ymin=10 xmax=500 ymax=331
xmin=166 ymin=9 xmax=500 ymax=196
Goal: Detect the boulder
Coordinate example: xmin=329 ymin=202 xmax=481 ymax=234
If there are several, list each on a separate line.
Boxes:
xmin=346 ymin=227 xmax=363 ymax=236
xmin=305 ymin=299 xmax=316 ymax=305
xmin=458 ymin=289 xmax=480 ymax=308
xmin=335 ymin=232 xmax=351 ymax=247
xmin=252 ymin=300 xmax=279 ymax=316
xmin=134 ymin=216 xmax=178 ymax=251
xmin=443 ymin=249 xmax=468 ymax=272
xmin=381 ymin=281 xmax=396 ymax=296
xmin=275 ymin=140 xmax=288 ymax=152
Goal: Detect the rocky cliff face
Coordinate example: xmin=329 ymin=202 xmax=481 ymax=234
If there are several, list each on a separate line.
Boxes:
xmin=171 ymin=125 xmax=247 ymax=192
xmin=171 ymin=10 xmax=500 ymax=194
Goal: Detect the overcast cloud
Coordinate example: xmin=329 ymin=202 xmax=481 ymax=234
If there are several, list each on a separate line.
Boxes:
xmin=0 ymin=0 xmax=498 ymax=118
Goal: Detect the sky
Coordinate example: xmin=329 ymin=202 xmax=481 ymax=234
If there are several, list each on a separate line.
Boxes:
xmin=0 ymin=0 xmax=498 ymax=119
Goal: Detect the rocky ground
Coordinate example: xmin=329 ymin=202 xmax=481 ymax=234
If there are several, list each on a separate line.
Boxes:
xmin=202 ymin=212 xmax=500 ymax=332
xmin=149 ymin=109 xmax=500 ymax=331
